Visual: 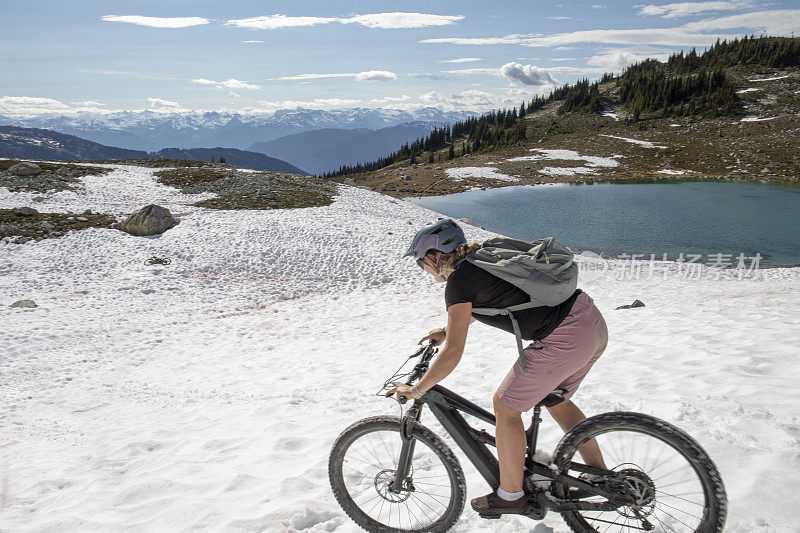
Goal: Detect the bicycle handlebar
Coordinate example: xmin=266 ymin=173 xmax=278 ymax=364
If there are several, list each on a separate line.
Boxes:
xmin=397 ymin=340 xmax=438 ymax=404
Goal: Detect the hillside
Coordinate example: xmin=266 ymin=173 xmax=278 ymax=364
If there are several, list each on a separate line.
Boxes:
xmin=329 ymin=36 xmax=800 ymax=197
xmin=248 ymin=122 xmax=444 ymax=175
xmin=0 ymin=126 xmax=308 ymax=174
xmin=2 ymin=159 xmax=799 ymax=531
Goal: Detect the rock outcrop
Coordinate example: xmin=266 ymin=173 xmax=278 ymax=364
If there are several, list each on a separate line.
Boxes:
xmin=119 ymin=204 xmax=178 ymax=236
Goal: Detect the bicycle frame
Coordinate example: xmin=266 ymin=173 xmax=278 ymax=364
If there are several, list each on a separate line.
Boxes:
xmin=390 ymin=383 xmax=633 ymax=513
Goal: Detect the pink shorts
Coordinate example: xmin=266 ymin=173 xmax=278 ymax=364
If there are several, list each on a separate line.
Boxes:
xmin=497 ymin=291 xmax=608 ymax=412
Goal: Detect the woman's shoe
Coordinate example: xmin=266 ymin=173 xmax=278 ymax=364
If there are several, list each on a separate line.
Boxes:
xmin=470 ymin=491 xmax=531 ymax=518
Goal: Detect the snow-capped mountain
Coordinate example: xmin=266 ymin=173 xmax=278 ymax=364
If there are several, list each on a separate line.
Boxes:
xmin=1 ymin=107 xmax=475 ymax=152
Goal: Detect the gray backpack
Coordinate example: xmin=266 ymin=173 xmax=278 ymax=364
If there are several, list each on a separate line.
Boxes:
xmin=465 ymin=237 xmax=578 ymax=373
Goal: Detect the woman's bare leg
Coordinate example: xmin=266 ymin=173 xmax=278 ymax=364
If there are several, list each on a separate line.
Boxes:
xmin=493 ymin=392 xmax=526 ymax=493
xmin=547 ymin=400 xmax=606 ymax=468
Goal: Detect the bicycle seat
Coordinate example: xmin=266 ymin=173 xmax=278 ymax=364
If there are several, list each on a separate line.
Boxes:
xmin=538 ymin=389 xmax=567 ymax=407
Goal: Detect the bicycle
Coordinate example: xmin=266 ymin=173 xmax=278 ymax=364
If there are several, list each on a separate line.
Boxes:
xmin=143 ymin=255 xmax=171 ymax=266
xmin=328 ymin=341 xmax=727 ymax=532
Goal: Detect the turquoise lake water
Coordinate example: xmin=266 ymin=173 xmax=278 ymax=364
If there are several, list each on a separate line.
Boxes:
xmin=407 ymin=180 xmax=800 ymax=267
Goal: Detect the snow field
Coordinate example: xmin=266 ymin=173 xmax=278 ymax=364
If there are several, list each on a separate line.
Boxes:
xmin=444 ymin=167 xmax=518 ymax=182
xmin=599 ymin=134 xmax=666 ymax=149
xmin=1 ymin=166 xmax=799 ymax=532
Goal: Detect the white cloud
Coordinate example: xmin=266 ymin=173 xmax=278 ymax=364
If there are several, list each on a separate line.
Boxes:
xmin=226 ymin=12 xmax=463 ymax=30
xmin=242 ymin=40 xmax=264 ymax=43
xmin=587 ymin=47 xmax=674 ymax=71
xmin=682 ymin=9 xmax=800 ymax=33
xmin=420 ymin=8 xmax=800 ymax=49
xmin=340 ymin=13 xmax=464 ymax=29
xmin=228 ymin=91 xmax=241 ymax=98
xmin=438 ymin=57 xmax=482 ymax=63
xmin=226 ymin=15 xmax=337 ymax=29
xmin=71 ymin=100 xmax=106 ymax=107
xmin=411 ymin=72 xmax=448 ymax=80
xmin=101 ymin=15 xmax=209 ymax=28
xmin=255 ymin=98 xmax=362 ymax=110
xmin=279 ymin=70 xmax=396 ymax=81
xmin=636 ymin=1 xmax=754 ymax=19
xmin=547 ymin=16 xmax=573 ymax=20
xmin=0 ymin=96 xmax=114 ymax=117
xmin=355 ymin=70 xmax=397 ymax=81
xmin=443 ymin=68 xmax=500 ymax=75
xmin=500 ymin=62 xmax=558 ymax=86
xmin=0 ymin=96 xmax=70 ymax=116
xmin=147 ymin=98 xmax=182 ymax=109
xmin=191 ymin=78 xmax=261 ymax=89
xmin=370 ymin=95 xmax=412 ymax=104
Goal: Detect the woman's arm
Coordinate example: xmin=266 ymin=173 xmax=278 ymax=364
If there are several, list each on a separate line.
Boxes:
xmin=415 ymin=302 xmax=472 ymax=394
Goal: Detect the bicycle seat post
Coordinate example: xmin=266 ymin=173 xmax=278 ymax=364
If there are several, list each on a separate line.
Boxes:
xmin=527 ymin=404 xmax=543 ymax=460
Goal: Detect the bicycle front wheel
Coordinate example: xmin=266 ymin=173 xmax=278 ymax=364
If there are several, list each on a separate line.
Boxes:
xmin=551 ymin=412 xmax=727 ymax=533
xmin=329 ymin=415 xmax=466 ymax=533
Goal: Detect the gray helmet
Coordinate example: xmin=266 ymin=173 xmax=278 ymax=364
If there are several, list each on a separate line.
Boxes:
xmin=403 ymin=218 xmax=467 ymax=259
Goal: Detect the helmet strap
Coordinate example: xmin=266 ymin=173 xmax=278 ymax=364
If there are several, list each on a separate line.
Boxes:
xmin=434 ymin=252 xmax=442 ymax=274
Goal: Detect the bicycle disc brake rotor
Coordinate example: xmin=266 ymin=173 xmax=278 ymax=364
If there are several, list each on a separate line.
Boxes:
xmin=374 ymin=468 xmax=413 ymax=503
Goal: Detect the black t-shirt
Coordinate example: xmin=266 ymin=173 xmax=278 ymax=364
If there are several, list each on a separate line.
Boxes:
xmin=445 ymin=260 xmax=582 ymax=341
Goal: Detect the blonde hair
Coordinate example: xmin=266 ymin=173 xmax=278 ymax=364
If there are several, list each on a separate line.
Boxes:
xmin=426 ymin=242 xmax=482 ymax=278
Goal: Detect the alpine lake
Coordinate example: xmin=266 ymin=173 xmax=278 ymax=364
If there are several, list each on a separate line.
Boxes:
xmin=407 ymin=179 xmax=800 ymax=268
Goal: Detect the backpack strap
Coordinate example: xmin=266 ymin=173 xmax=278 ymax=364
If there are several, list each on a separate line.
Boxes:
xmin=471 ymin=302 xmax=540 ymax=373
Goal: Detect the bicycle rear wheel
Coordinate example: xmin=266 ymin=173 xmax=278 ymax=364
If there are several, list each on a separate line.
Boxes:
xmin=551 ymin=412 xmax=727 ymax=533
xmin=329 ymin=415 xmax=466 ymax=533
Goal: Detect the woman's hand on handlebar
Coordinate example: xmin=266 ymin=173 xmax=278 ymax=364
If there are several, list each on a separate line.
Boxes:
xmin=385 ymin=383 xmax=414 ymax=402
xmin=418 ymin=328 xmax=445 ymax=346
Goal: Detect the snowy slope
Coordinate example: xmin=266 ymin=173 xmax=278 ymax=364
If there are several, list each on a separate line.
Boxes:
xmin=1 ymin=166 xmax=799 ymax=532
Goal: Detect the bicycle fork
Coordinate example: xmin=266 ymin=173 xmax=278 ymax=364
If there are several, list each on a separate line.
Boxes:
xmin=389 ymin=401 xmax=424 ymax=493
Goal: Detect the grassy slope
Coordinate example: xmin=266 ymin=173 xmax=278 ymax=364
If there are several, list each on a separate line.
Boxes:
xmin=335 ymin=65 xmax=800 ymax=198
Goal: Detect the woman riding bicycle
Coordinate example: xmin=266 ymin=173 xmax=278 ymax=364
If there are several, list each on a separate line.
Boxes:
xmin=388 ymin=218 xmax=609 ymax=516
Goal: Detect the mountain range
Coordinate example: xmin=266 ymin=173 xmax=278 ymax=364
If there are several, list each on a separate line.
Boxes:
xmin=248 ymin=122 xmax=446 ymax=175
xmin=0 ymin=107 xmax=474 ymax=152
xmin=0 ymin=126 xmax=307 ymax=174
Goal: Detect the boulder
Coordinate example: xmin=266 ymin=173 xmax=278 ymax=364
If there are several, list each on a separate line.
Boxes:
xmin=119 ymin=204 xmax=178 ymax=236
xmin=615 ymin=299 xmax=645 ymax=310
xmin=8 ymin=162 xmax=42 ymax=176
xmin=55 ymin=166 xmax=73 ymax=177
xmin=12 ymin=207 xmax=39 ymax=216
xmin=10 ymin=299 xmax=37 ymax=308
xmin=457 ymin=218 xmax=475 ymax=226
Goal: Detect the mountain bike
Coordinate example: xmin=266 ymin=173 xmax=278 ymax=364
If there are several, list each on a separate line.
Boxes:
xmin=328 ymin=341 xmax=727 ymax=532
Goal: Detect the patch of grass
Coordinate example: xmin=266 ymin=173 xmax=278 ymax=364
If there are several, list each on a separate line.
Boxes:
xmin=0 ymin=159 xmax=110 ymax=179
xmin=154 ymin=167 xmax=230 ymax=187
xmin=89 ymin=158 xmax=230 ymax=169
xmin=0 ymin=208 xmax=117 ymax=243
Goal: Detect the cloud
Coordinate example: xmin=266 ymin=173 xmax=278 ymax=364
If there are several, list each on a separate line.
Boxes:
xmin=636 ymin=1 xmax=754 ymax=19
xmin=71 ymin=100 xmax=106 ymax=107
xmin=340 ymin=13 xmax=464 ymax=29
xmin=0 ymin=96 xmax=113 ymax=117
xmin=254 ymin=98 xmax=362 ymax=111
xmin=191 ymin=78 xmax=261 ymax=89
xmin=411 ymin=72 xmax=448 ymax=80
xmin=443 ymin=63 xmax=558 ymax=86
xmin=101 ymin=15 xmax=210 ymax=28
xmin=228 ymin=91 xmax=241 ymax=98
xmin=0 ymin=96 xmax=70 ymax=116
xmin=242 ymin=40 xmax=264 ymax=43
xmin=370 ymin=95 xmax=413 ymax=104
xmin=438 ymin=57 xmax=482 ymax=63
xmin=500 ymin=62 xmax=558 ymax=86
xmin=226 ymin=15 xmax=337 ymax=29
xmin=278 ymin=70 xmax=396 ymax=81
xmin=547 ymin=16 xmax=573 ymax=20
xmin=587 ymin=48 xmax=674 ymax=71
xmin=420 ymin=8 xmax=800 ymax=49
xmin=147 ymin=98 xmax=182 ymax=109
xmin=226 ymin=12 xmax=463 ymax=30
xmin=443 ymin=68 xmax=501 ymax=75
xmin=355 ymin=70 xmax=397 ymax=81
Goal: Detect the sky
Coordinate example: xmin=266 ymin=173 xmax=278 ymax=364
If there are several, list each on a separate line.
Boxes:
xmin=1 ymin=0 xmax=799 ymax=117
